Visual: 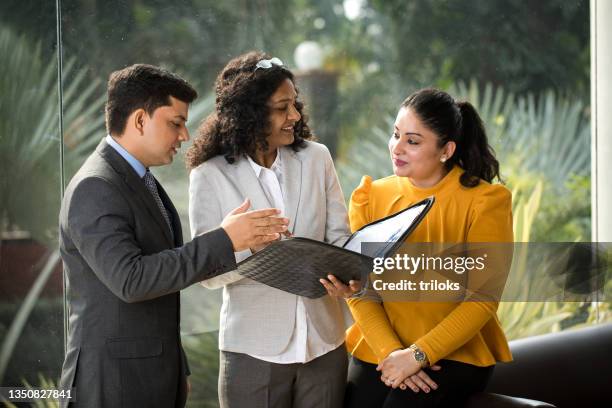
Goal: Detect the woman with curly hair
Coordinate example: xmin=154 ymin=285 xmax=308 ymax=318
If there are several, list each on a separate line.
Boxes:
xmin=186 ymin=51 xmax=357 ymax=408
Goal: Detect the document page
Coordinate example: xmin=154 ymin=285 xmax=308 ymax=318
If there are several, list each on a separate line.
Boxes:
xmin=343 ymin=202 xmax=429 ymax=256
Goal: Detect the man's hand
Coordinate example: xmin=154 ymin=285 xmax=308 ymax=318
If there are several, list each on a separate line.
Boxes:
xmin=221 ymin=199 xmax=289 ymax=252
xmin=319 ymin=275 xmax=361 ymax=298
xmin=251 ymin=230 xmax=292 ymax=254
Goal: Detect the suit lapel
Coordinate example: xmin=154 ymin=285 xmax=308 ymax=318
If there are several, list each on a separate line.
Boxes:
xmin=96 ymin=140 xmax=174 ymax=247
xmin=280 ymin=148 xmax=302 ymax=233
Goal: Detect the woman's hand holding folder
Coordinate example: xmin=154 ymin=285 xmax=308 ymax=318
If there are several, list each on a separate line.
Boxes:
xmin=319 ymin=274 xmax=362 ymax=298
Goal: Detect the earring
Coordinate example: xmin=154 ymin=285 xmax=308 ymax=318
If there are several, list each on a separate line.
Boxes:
xmin=440 ymin=156 xmax=447 ymax=163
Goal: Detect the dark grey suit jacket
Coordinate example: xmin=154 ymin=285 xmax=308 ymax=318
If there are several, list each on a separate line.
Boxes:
xmin=58 ymin=140 xmax=236 ymax=407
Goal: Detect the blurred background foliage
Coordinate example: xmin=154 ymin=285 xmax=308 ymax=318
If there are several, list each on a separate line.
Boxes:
xmin=0 ymin=0 xmax=602 ymax=406
xmin=0 ymin=0 xmax=591 ymax=154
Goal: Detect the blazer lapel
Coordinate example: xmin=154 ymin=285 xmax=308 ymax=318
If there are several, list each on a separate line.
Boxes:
xmin=280 ymin=148 xmax=302 ymax=233
xmin=230 ymin=156 xmax=274 ymax=211
xmin=96 ymin=140 xmax=174 ymax=247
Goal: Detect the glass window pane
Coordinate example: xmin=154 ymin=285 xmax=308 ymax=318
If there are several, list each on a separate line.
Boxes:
xmin=0 ymin=1 xmax=64 ymax=390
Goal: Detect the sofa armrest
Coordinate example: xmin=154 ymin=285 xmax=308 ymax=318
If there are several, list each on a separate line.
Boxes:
xmin=467 ymin=392 xmax=556 ymax=408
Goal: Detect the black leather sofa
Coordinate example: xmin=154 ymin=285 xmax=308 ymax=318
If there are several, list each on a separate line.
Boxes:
xmin=467 ymin=322 xmax=612 ymax=407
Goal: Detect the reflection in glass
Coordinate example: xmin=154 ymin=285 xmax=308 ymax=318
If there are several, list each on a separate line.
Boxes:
xmin=0 ymin=10 xmax=64 ymax=389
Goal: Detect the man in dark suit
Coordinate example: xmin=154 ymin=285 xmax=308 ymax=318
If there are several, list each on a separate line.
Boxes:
xmin=58 ymin=64 xmax=288 ymax=407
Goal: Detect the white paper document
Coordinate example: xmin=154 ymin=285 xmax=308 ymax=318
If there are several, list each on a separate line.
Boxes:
xmin=343 ymin=202 xmax=429 ymax=256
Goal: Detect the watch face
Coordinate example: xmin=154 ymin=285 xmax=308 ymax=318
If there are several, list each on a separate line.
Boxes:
xmin=414 ymin=350 xmax=425 ymax=362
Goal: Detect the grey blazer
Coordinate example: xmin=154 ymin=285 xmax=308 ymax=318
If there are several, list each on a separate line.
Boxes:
xmin=189 ymin=141 xmax=351 ymax=356
xmin=58 ymin=139 xmax=237 ymax=408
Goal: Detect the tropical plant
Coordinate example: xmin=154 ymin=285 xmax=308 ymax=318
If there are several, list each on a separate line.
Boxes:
xmin=0 ymin=252 xmax=61 ymax=385
xmin=449 ymin=80 xmax=590 ymax=191
xmin=2 ymin=374 xmax=61 ymax=408
xmin=466 ymin=80 xmax=593 ymax=242
xmin=335 ymin=115 xmax=393 ymax=199
xmin=497 ymin=182 xmax=583 ymax=340
xmin=0 ymin=25 xmax=105 ymax=242
xmin=0 ymin=24 xmax=105 ymax=384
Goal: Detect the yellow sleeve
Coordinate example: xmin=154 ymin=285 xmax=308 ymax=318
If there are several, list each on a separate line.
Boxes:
xmin=416 ymin=184 xmax=513 ymax=365
xmin=347 ymin=175 xmax=404 ymax=361
xmin=467 ymin=184 xmax=514 ymax=243
xmin=346 ymin=298 xmax=405 ymax=361
xmin=348 ymin=175 xmax=373 ymax=233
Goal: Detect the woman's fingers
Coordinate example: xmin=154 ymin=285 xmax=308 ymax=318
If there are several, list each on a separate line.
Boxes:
xmin=348 ymin=280 xmax=362 ymax=292
xmin=319 ymin=275 xmax=356 ymax=298
xmin=409 ymin=374 xmax=430 ymax=393
xmin=327 ymin=275 xmax=352 ymax=296
xmin=402 ymin=377 xmax=420 ymax=393
xmin=381 ymin=375 xmax=398 ymax=388
xmin=399 ymin=370 xmax=438 ymax=393
xmin=390 ymin=376 xmax=404 ymax=389
xmin=319 ymin=279 xmax=336 ymax=297
xmin=417 ymin=370 xmax=438 ymax=391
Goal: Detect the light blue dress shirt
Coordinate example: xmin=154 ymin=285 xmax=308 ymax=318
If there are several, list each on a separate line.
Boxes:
xmin=105 ymin=134 xmax=146 ymax=177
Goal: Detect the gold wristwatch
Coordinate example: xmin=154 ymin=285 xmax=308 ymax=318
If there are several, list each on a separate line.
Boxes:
xmin=408 ymin=344 xmax=429 ymax=368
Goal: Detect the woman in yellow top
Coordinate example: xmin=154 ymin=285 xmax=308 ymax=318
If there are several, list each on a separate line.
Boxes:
xmin=344 ymin=88 xmax=513 ymax=408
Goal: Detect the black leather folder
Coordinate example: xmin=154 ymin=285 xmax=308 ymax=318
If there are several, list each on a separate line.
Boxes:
xmin=236 ymin=196 xmax=435 ymax=298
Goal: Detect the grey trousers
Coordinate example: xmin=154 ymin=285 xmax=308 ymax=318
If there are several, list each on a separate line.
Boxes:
xmin=219 ymin=344 xmax=348 ymax=408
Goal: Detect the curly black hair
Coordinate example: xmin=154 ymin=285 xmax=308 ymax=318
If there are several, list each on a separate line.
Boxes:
xmin=186 ymin=51 xmax=313 ymax=169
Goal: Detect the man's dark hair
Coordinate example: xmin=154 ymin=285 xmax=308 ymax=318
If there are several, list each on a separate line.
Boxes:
xmin=105 ymin=64 xmax=197 ymax=136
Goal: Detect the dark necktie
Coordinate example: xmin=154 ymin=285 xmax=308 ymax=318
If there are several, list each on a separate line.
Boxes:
xmin=143 ymin=170 xmax=173 ymax=236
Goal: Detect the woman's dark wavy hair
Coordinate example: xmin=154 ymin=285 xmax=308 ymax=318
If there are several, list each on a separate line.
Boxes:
xmin=402 ymin=88 xmax=501 ymax=187
xmin=186 ymin=51 xmax=313 ymax=168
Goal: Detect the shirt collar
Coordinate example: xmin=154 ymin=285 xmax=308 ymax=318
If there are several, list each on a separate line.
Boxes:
xmin=105 ymin=134 xmax=147 ymax=178
xmin=246 ymin=149 xmax=282 ymax=177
